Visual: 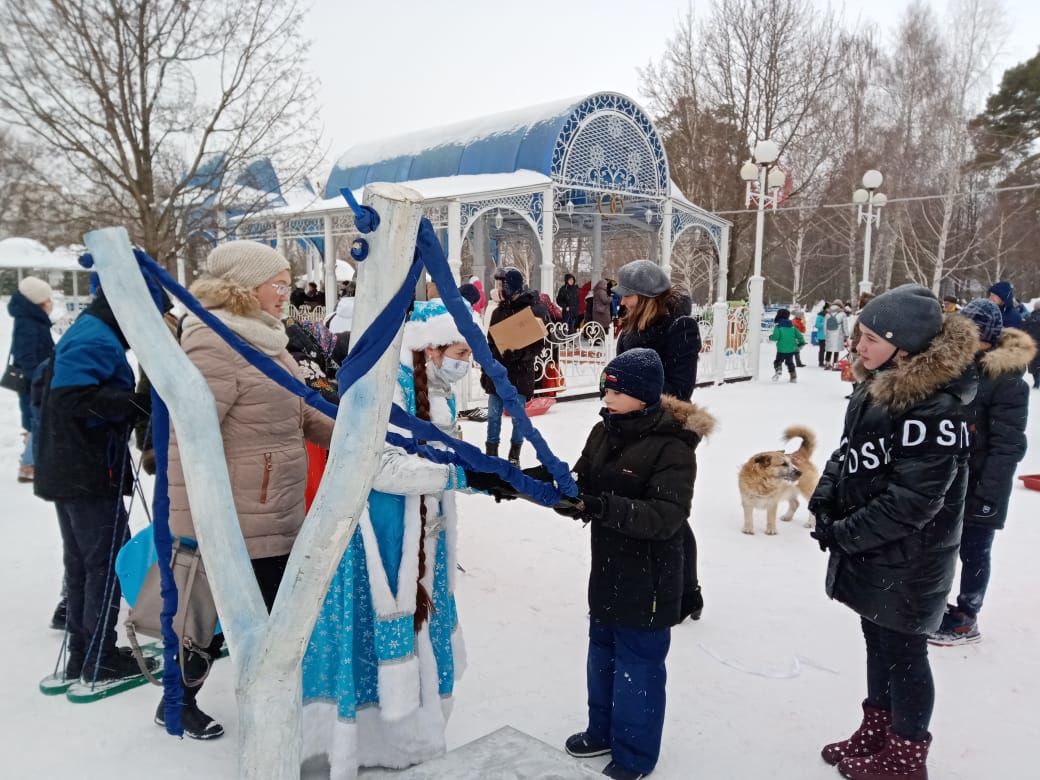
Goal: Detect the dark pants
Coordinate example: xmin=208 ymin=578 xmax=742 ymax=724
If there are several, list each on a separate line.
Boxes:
xmin=818 ymin=341 xmax=826 ymax=366
xmin=1031 ymin=368 xmax=1039 ymax=389
xmin=566 ymin=312 xmax=581 ymax=333
xmin=178 ymin=554 xmax=289 ymax=703
xmin=956 ymin=525 xmax=997 ymax=616
xmin=861 ymin=617 xmax=933 ymax=740
xmin=795 ymin=347 xmax=806 ymax=367
xmin=56 ymin=497 xmax=130 ymax=668
xmin=773 ymin=352 xmax=797 ymax=375
xmin=587 ymin=620 xmax=671 ymax=774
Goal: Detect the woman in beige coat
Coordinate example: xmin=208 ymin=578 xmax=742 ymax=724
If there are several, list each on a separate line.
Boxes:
xmin=160 ymin=240 xmax=334 ymax=739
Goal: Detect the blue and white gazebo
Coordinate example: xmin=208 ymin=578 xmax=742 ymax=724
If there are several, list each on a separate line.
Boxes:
xmin=237 ymin=92 xmax=745 ymax=385
xmin=239 ymin=92 xmax=729 ymax=296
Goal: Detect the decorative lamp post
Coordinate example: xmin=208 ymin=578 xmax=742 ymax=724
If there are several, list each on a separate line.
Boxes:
xmin=853 ymin=170 xmax=885 ymax=296
xmin=740 ymin=139 xmax=785 ymax=380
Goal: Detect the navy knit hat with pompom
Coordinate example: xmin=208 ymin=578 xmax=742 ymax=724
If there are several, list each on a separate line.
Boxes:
xmin=600 ymin=348 xmax=665 ymax=406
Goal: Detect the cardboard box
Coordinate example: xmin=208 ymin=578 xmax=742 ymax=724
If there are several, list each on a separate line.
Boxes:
xmin=489 ymin=307 xmax=548 ymax=352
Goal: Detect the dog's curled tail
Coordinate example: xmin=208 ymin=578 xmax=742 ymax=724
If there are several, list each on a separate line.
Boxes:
xmin=783 ymin=425 xmax=816 ymax=458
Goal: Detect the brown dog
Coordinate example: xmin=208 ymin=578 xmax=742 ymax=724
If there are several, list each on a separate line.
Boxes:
xmin=738 ymin=426 xmax=820 ymax=535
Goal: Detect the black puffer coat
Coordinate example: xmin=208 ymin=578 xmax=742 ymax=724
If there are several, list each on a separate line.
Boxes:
xmin=810 ymin=315 xmax=978 ymax=635
xmin=556 ymin=277 xmax=580 ymax=320
xmin=1022 ymin=309 xmax=1040 ymax=376
xmin=617 ymin=294 xmax=701 ymax=400
xmin=964 ymin=328 xmax=1034 ymax=529
xmin=574 ymin=396 xmax=716 ymax=631
xmin=480 ymin=289 xmax=547 ymax=398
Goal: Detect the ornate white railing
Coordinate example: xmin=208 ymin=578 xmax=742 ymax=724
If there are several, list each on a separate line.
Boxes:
xmin=286 ymin=304 xmax=327 ymax=323
xmin=456 ymin=305 xmax=752 ymax=410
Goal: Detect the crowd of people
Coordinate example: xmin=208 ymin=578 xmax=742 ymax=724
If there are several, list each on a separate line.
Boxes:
xmin=4 ymin=246 xmax=1037 ymax=779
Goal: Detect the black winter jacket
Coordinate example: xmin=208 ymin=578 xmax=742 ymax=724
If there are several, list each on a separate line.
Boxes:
xmin=810 ymin=316 xmax=978 ymax=635
xmin=480 ymin=290 xmax=548 ymax=398
xmin=617 ymin=294 xmax=701 ymax=400
xmin=574 ymin=396 xmax=715 ymax=630
xmin=964 ymin=328 xmax=1034 ymax=529
xmin=556 ymin=280 xmax=580 ymax=318
xmin=1023 ymin=310 xmax=1040 ymax=375
xmin=7 ymin=291 xmax=55 ymax=379
xmin=34 ymin=292 xmax=142 ymax=501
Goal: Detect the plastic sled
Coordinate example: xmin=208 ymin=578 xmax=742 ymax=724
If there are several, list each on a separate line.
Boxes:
xmin=505 ymin=397 xmax=555 ymax=418
xmin=1018 ymin=474 xmax=1040 ymax=491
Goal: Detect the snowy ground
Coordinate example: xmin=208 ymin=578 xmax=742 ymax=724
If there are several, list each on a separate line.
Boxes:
xmin=2 ymin=306 xmax=1039 ymax=779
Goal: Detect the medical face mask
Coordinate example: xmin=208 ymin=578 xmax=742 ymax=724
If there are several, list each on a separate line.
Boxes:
xmin=435 ymin=357 xmax=471 ymax=383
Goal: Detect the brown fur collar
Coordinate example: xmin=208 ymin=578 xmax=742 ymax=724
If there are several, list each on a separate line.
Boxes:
xmin=661 ymin=395 xmax=717 ymax=438
xmin=981 ymin=328 xmax=1037 ymax=378
xmin=189 ymin=276 xmax=261 ymax=316
xmin=857 ymin=314 xmax=977 ymax=412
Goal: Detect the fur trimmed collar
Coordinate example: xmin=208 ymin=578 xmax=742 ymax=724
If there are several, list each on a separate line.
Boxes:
xmin=661 ymin=395 xmax=717 ymax=438
xmin=858 ymin=314 xmax=977 ymax=412
xmin=186 ymin=276 xmax=288 ymax=356
xmin=980 ymin=327 xmax=1037 ymax=378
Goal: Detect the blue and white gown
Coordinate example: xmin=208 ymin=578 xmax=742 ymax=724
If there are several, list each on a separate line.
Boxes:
xmin=302 ymin=360 xmax=467 ymax=779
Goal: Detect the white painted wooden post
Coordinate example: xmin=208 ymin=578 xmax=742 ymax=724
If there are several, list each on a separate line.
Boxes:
xmin=275 ymin=221 xmax=285 ymax=257
xmin=591 ymin=213 xmax=603 ymax=286
xmin=323 ymin=215 xmax=336 ymax=311
xmin=540 ymin=186 xmax=555 ymax=293
xmin=661 ymin=200 xmax=673 ymax=278
xmin=447 ymin=201 xmax=463 ymax=284
xmin=85 ymin=182 xmax=425 ymax=780
xmin=713 ymin=224 xmax=731 ymax=383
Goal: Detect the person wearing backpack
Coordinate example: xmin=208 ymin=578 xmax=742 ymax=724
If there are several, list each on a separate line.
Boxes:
xmin=823 ymin=302 xmax=848 ymax=369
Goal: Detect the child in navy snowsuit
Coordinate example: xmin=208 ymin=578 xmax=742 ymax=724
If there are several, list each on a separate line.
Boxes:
xmin=556 ymin=348 xmax=715 ymax=780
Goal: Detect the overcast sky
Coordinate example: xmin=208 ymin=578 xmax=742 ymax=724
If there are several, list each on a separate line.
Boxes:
xmin=302 ymin=0 xmax=1038 ymax=170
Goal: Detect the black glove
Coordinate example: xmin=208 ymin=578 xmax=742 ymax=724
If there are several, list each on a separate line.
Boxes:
xmin=131 ymin=392 xmax=152 ymax=419
xmin=553 ymin=493 xmax=605 ymax=521
xmin=967 ymin=497 xmax=998 ymax=522
xmin=464 ymin=470 xmax=518 ymax=502
xmin=522 ymin=465 xmax=553 ymax=483
xmin=810 ymin=515 xmax=837 ymax=552
xmin=807 ymin=496 xmax=834 ymax=519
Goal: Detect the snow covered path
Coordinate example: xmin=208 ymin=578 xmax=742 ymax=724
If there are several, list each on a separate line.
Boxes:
xmin=2 ymin=309 xmax=1038 ymax=779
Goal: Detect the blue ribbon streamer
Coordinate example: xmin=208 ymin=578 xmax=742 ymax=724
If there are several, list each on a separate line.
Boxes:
xmin=150 ymin=389 xmax=184 ymax=736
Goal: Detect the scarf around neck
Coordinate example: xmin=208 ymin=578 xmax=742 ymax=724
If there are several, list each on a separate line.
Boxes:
xmin=195 ymin=308 xmax=289 ymax=357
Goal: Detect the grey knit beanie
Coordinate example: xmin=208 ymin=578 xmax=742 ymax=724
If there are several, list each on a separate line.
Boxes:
xmin=857 ymin=284 xmax=943 ymax=354
xmin=613 ymin=259 xmax=671 ymax=298
xmin=205 ymin=241 xmax=290 ymax=289
xmin=18 ymin=275 xmax=53 ymax=305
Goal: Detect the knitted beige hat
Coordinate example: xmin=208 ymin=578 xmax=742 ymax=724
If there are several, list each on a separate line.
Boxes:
xmin=18 ymin=276 xmax=53 ymax=305
xmin=205 ymin=241 xmax=290 ymax=290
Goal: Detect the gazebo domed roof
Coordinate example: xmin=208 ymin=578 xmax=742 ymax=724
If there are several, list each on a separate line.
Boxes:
xmin=325 ymin=92 xmax=670 ymax=200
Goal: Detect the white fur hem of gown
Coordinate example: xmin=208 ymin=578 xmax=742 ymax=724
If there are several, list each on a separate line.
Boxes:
xmin=301 ymin=626 xmax=452 ymax=780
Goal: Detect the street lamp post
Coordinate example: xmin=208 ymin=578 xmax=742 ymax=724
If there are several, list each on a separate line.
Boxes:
xmin=740 ymin=139 xmax=786 ymax=380
xmin=853 ymin=170 xmax=887 ymax=296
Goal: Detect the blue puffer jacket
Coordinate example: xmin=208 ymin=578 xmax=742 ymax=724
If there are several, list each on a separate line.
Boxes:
xmin=8 ymin=291 xmax=54 ymax=371
xmin=34 ymin=291 xmax=142 ymax=501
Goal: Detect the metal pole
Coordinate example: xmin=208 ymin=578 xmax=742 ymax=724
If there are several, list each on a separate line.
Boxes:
xmin=323 ymin=215 xmax=336 ymax=311
xmin=859 ymin=198 xmax=874 ymax=296
xmin=747 ymin=165 xmax=768 ymax=381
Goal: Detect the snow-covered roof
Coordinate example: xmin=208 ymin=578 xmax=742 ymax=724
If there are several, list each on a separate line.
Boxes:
xmin=0 ymin=238 xmax=88 ymax=272
xmin=325 ymin=96 xmax=582 ymax=197
xmin=254 ymin=171 xmax=552 ymax=219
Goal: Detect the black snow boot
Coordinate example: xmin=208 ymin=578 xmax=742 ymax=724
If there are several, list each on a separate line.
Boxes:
xmin=50 ymin=598 xmax=67 ymax=631
xmin=87 ymin=647 xmax=157 ymax=682
xmin=565 ymin=732 xmax=611 ymax=758
xmin=603 ymin=761 xmax=646 ymax=779
xmin=508 ymin=442 xmax=522 ymax=466
xmin=155 ymin=699 xmax=225 ymax=740
xmin=485 ymin=443 xmax=499 ymax=458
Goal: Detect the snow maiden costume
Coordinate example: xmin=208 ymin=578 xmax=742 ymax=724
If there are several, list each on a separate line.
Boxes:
xmin=302 ymin=300 xmax=475 ymax=779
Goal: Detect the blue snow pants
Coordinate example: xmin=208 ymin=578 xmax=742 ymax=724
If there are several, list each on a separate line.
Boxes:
xmin=586 ymin=620 xmax=671 ymax=774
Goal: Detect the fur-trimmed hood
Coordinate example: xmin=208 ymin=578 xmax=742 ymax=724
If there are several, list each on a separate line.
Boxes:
xmin=857 ymin=314 xmax=978 ymax=412
xmin=189 ymin=275 xmax=261 ymax=316
xmin=980 ymin=327 xmax=1037 ymax=378
xmin=661 ymin=395 xmax=717 ymax=439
